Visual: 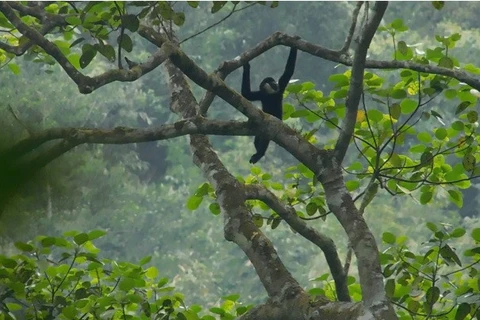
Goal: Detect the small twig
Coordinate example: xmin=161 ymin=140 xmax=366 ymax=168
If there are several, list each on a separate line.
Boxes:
xmin=180 ymin=3 xmax=256 ymax=44
xmin=339 ymin=1 xmax=364 ymax=53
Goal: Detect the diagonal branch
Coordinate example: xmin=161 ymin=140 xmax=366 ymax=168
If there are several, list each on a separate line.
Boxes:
xmin=245 ymin=184 xmax=351 ymax=302
xmin=161 ymin=46 xmax=306 ymax=302
xmin=0 ymin=2 xmax=170 ymax=93
xmin=339 ymin=1 xmax=364 ymax=54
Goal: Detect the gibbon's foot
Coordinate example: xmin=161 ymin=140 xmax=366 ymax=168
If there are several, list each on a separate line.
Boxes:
xmin=249 ymin=153 xmax=264 ymax=164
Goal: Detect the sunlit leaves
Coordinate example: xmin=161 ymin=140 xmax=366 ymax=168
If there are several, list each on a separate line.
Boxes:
xmin=7 ymin=63 xmax=20 ymax=75
xmin=400 ymin=99 xmax=417 ymax=114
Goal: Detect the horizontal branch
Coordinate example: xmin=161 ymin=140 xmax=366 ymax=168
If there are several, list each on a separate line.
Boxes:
xmin=0 ymin=117 xmax=253 ymax=164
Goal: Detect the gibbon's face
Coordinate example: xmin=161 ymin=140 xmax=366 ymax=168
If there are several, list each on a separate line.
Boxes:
xmin=260 ymin=77 xmax=279 ymax=94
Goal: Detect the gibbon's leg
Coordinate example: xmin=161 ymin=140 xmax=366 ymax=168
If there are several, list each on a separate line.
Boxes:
xmin=250 ymin=135 xmax=270 ymax=164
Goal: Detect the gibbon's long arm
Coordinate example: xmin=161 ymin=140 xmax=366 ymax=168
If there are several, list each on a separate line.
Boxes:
xmin=278 ymin=47 xmax=297 ymax=93
xmin=242 ymin=62 xmax=264 ymax=101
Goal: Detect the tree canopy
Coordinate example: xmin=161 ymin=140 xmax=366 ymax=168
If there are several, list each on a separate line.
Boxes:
xmin=1 ymin=1 xmax=480 ymax=320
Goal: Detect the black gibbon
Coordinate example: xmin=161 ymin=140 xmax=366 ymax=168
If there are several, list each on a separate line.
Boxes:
xmin=241 ymin=47 xmax=297 ymax=164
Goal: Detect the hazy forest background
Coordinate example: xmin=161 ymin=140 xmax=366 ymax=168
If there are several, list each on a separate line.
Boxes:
xmin=1 ymin=2 xmax=480 ymax=319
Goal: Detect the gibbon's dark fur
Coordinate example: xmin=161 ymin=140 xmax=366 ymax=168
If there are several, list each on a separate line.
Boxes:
xmin=241 ymin=47 xmax=297 ymax=164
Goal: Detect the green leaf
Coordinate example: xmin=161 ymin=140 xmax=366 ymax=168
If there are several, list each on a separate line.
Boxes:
xmin=467 ymin=111 xmax=478 ymax=123
xmin=74 ymin=233 xmax=89 ymax=245
xmin=209 ymin=307 xmax=226 ymax=315
xmin=119 ymin=277 xmax=135 ymax=291
xmin=450 ymin=228 xmax=466 ymax=238
xmin=211 ymin=1 xmax=227 ymax=13
xmin=400 ymin=99 xmax=417 ymax=114
xmin=41 ymin=237 xmax=56 ymax=247
xmin=426 ymin=222 xmax=438 ymax=232
xmin=367 ymin=109 xmax=383 ymax=123
xmin=462 ymin=154 xmax=476 ymax=171
xmin=209 ymin=203 xmax=221 ymax=215
xmin=472 ymin=228 xmax=480 ymax=242
xmin=438 ymin=56 xmax=454 ymax=68
xmin=65 ymin=16 xmax=82 ymax=25
xmin=390 ymin=103 xmax=401 ymax=119
xmin=440 ymin=244 xmax=462 ymax=266
xmin=306 ymin=202 xmax=317 ymax=216
xmin=434 ymin=128 xmax=447 ymax=140
xmin=391 ymin=18 xmax=408 ymax=32
xmin=287 ymin=83 xmax=302 ymax=94
xmin=96 ymin=43 xmax=116 ymax=62
xmin=145 ymin=266 xmax=158 ymax=279
xmin=455 ymin=303 xmax=471 ymax=320
xmin=8 ymin=63 xmax=20 ymax=75
xmin=384 ymin=279 xmax=395 ymax=298
xmin=186 ymin=195 xmax=203 ymax=210
xmin=455 ymin=101 xmax=471 ymax=115
xmin=250 ymin=166 xmax=261 ymax=175
xmin=382 ymin=232 xmax=396 ymax=244
xmin=417 ymin=132 xmax=431 ymax=143
xmin=426 ymin=286 xmax=440 ymax=305
xmin=346 ymin=180 xmax=360 ymax=191
xmin=301 ymin=82 xmax=315 ymax=90
xmin=432 ymin=1 xmax=444 ymax=10
xmin=271 ymin=182 xmax=283 ymax=190
xmin=290 ymin=109 xmax=310 ymax=118
xmin=328 ymin=74 xmax=349 ymax=87
xmin=118 ymin=34 xmax=133 ymax=52
xmin=397 ymin=41 xmax=408 ymax=56
xmin=448 ymin=189 xmax=463 ymax=208
xmin=157 ymin=277 xmax=169 ymax=287
xmin=391 ymin=89 xmax=407 ymax=99
xmin=139 ymin=256 xmax=152 ymax=265
xmin=187 ymin=1 xmax=199 ymax=8
xmin=253 ymin=214 xmax=263 ymax=228
xmin=195 ymin=183 xmax=210 ymax=197
xmin=68 ymin=53 xmax=81 ymax=69
xmin=271 ymin=218 xmax=281 ymax=230
xmin=14 ymin=241 xmax=34 ymax=252
xmin=0 ymin=257 xmax=17 ymax=268
xmin=122 ymin=14 xmax=139 ymax=32
xmin=451 ymin=121 xmax=464 ymax=131
xmin=420 ymin=191 xmax=433 ymax=204
xmin=173 ymin=12 xmax=185 ymax=26
xmin=88 ymin=230 xmax=107 ymax=240
xmin=80 ymin=44 xmax=97 ymax=69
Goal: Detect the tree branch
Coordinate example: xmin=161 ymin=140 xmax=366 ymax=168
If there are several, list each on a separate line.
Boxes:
xmin=0 ymin=3 xmax=170 ymax=93
xmin=334 ymin=2 xmax=388 ymax=164
xmin=0 ymin=117 xmax=254 ymax=165
xmin=339 ymin=1 xmax=364 ymax=54
xmin=161 ymin=47 xmax=306 ymax=301
xmin=245 ymin=184 xmax=351 ymax=302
